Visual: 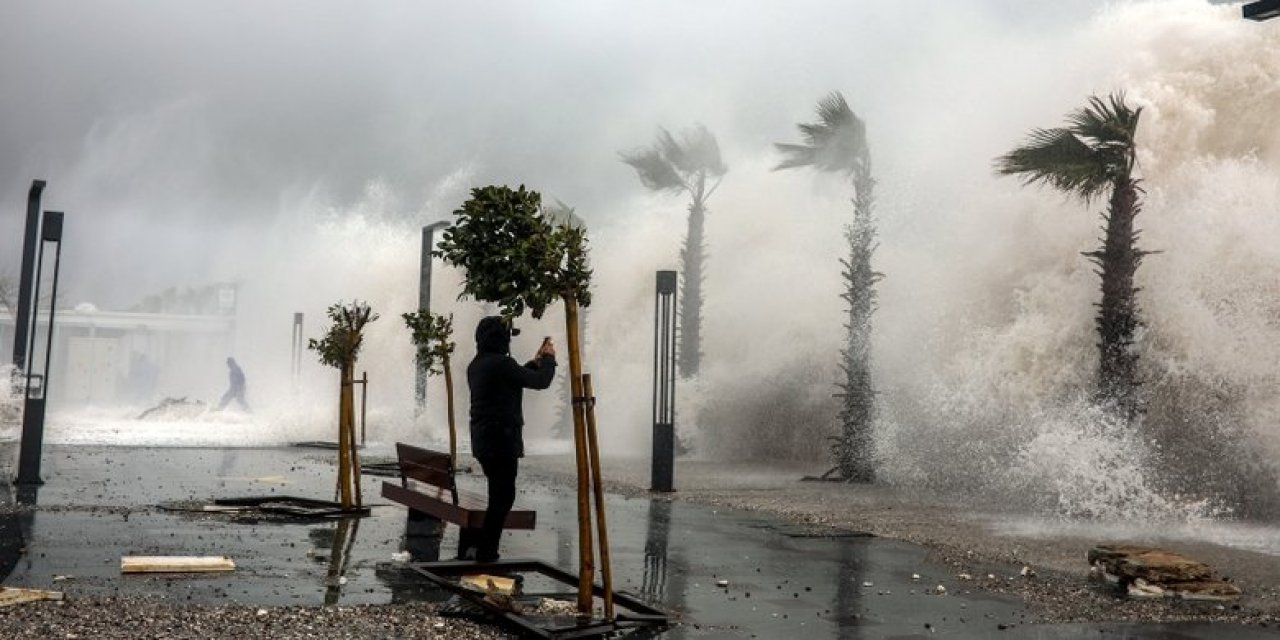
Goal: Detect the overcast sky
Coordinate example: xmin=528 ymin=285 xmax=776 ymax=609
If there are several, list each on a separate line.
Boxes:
xmin=0 ymin=1 xmax=1127 ymax=305
xmin=9 ymin=1 xmax=1280 ymax=464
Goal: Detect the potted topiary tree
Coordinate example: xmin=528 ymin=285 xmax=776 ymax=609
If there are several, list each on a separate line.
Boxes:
xmin=309 ymin=301 xmax=378 ymax=510
xmin=435 ymin=184 xmax=608 ymax=616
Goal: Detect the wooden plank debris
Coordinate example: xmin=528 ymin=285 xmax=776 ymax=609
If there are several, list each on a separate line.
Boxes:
xmin=1088 ymin=544 xmax=1241 ymax=601
xmin=121 ymin=556 xmax=236 ymax=573
xmin=0 ymin=587 xmax=64 ymax=607
xmin=462 ymin=574 xmax=517 ymax=595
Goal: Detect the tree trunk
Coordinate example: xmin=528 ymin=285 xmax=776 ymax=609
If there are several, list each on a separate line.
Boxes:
xmin=564 ymin=294 xmax=596 ymax=615
xmin=678 ymin=173 xmax=706 ymax=378
xmin=1087 ymin=177 xmax=1145 ymax=420
xmin=834 ymin=161 xmax=880 ymax=482
xmin=337 ymin=365 xmax=353 ymax=509
xmin=551 ymin=307 xmax=587 ymax=438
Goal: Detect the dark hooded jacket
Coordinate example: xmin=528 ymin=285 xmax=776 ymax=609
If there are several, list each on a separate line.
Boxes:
xmin=468 ymin=316 xmax=556 ymax=459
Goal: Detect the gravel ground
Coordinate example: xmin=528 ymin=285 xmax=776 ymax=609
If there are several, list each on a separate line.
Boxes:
xmin=0 ymin=598 xmax=513 ymax=640
xmin=521 ymin=454 xmax=1280 ymax=629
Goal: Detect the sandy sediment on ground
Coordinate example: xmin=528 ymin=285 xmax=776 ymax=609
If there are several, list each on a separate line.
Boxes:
xmin=522 ymin=454 xmax=1280 ymax=627
xmin=0 ymin=598 xmax=513 ymax=640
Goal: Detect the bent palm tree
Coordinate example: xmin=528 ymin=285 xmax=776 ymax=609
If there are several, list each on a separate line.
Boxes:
xmin=775 ymin=92 xmax=880 ymax=482
xmin=996 ymin=93 xmax=1146 ymax=419
xmin=622 ymin=125 xmax=727 ymax=378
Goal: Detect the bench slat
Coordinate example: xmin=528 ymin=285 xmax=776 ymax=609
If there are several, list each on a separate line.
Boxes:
xmin=395 ymin=443 xmax=455 ymax=490
xmin=401 ymin=461 xmax=454 ymax=490
xmin=382 ymin=482 xmax=536 ymax=529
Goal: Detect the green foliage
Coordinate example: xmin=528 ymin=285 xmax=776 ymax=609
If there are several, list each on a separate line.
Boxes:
xmin=402 ymin=310 xmax=455 ymax=376
xmin=774 ymin=92 xmax=868 ymax=175
xmin=435 ymin=184 xmax=593 ymax=320
xmin=621 ymin=125 xmax=727 ymax=194
xmin=308 ymin=301 xmax=379 ymax=370
xmin=994 ymin=92 xmax=1141 ymax=202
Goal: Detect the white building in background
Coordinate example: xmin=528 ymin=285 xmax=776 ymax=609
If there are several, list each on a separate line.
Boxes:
xmin=1 ymin=283 xmax=238 ymax=406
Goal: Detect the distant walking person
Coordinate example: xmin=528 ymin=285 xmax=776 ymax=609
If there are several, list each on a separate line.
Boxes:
xmin=216 ymin=357 xmax=250 ymax=411
xmin=460 ymin=316 xmax=556 ymax=562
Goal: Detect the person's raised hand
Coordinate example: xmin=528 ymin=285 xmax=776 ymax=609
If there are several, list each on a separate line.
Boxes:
xmin=538 ymin=337 xmax=556 ymax=359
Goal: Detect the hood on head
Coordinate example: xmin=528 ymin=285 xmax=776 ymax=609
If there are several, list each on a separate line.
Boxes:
xmin=475 ymin=316 xmax=517 ymax=354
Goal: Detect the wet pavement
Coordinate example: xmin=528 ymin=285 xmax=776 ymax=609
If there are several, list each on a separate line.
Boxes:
xmin=1 ymin=444 xmax=1277 ymax=639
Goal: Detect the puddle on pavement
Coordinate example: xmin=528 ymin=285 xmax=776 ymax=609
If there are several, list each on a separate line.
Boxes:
xmin=1 ymin=445 xmax=1276 ymax=639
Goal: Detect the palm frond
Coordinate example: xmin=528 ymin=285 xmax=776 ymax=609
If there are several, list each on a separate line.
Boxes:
xmin=624 ymin=125 xmax=727 ymax=192
xmin=774 ymin=91 xmax=868 ymax=175
xmin=1067 ymin=93 xmax=1141 ymax=173
xmin=815 ymin=93 xmax=858 ymax=138
xmin=679 ymin=124 xmax=728 ymax=177
xmin=620 ymin=147 xmax=686 ymax=193
xmin=996 ymin=92 xmax=1142 ymax=201
xmin=656 ymin=128 xmax=689 ymax=174
xmin=995 ymin=127 xmax=1113 ymax=200
xmin=773 ymin=143 xmax=819 ymax=171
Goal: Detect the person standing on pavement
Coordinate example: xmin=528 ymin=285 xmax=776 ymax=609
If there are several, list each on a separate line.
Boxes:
xmin=462 ymin=316 xmax=556 ymax=562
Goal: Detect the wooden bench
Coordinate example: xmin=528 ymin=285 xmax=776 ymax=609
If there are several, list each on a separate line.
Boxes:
xmin=381 ymin=442 xmax=536 ymax=530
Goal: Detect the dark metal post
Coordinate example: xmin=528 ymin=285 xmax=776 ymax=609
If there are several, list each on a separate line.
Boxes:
xmin=16 ymin=211 xmax=63 ymax=486
xmin=651 ymin=270 xmax=678 ymax=492
xmin=415 ymin=221 xmax=449 ymax=417
xmin=11 ymin=180 xmax=45 ymax=373
xmin=290 ymin=312 xmax=304 ymax=391
xmin=1244 ymin=0 xmax=1280 ymax=20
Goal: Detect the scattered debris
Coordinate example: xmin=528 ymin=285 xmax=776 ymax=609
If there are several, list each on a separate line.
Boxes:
xmin=461 ymin=574 xmax=517 ymax=596
xmin=136 ymin=397 xmax=206 ymax=420
xmin=1127 ymin=578 xmax=1165 ymax=599
xmin=121 ymin=556 xmax=236 ymax=573
xmin=1088 ymin=544 xmax=1241 ymax=601
xmin=0 ymin=587 xmax=64 ymax=607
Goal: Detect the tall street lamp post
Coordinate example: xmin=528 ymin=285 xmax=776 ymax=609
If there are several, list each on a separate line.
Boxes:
xmin=415 ymin=221 xmax=451 ymax=416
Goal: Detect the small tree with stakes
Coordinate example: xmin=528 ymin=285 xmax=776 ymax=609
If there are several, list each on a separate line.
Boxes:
xmin=309 ymin=301 xmax=379 ymax=510
xmin=436 ymin=184 xmax=609 ymax=616
xmin=403 ymin=310 xmax=458 ymax=467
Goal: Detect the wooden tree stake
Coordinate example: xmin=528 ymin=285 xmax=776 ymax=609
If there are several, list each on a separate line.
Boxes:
xmin=583 ymin=373 xmax=614 ymax=619
xmin=444 ymin=353 xmax=458 ymax=470
xmin=565 ymin=294 xmax=595 ymax=614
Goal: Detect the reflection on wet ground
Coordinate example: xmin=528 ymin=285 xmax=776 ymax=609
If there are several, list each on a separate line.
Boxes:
xmin=0 ymin=445 xmax=1276 ymax=639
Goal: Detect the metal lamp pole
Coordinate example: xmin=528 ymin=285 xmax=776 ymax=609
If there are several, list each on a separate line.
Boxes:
xmin=415 ymin=221 xmax=450 ymax=416
xmin=16 ymin=210 xmax=64 ymax=486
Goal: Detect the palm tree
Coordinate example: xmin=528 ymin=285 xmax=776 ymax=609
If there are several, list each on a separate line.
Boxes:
xmin=775 ymin=92 xmax=880 ymax=482
xmin=622 ymin=125 xmax=727 ymax=378
xmin=995 ymin=93 xmax=1146 ymax=419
